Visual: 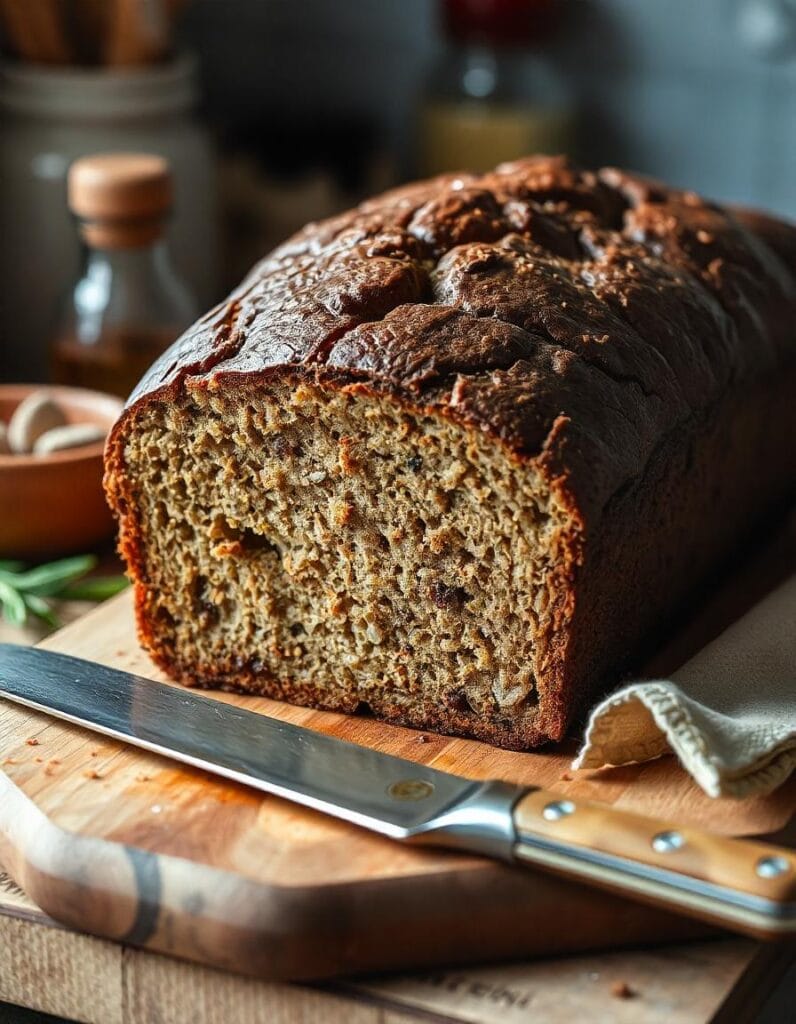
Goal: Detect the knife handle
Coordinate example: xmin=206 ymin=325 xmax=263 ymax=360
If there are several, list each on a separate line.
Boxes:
xmin=510 ymin=788 xmax=796 ymax=939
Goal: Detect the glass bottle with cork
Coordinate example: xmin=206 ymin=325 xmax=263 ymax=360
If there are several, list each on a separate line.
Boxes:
xmin=52 ymin=153 xmax=198 ymax=398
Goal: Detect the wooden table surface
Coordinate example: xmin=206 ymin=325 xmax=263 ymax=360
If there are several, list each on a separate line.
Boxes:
xmin=1 ymin=531 xmax=795 ymax=1023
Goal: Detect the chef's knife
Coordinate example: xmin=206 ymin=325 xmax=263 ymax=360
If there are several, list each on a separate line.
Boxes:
xmin=0 ymin=643 xmax=793 ymax=938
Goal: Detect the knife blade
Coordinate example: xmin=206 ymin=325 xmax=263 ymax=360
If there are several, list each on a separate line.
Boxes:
xmin=0 ymin=642 xmax=793 ymax=939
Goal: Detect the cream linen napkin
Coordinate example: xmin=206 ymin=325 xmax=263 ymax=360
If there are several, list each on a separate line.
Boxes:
xmin=573 ymin=575 xmax=796 ymax=798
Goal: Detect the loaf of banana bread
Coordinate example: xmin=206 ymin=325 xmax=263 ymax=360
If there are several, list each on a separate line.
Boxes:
xmin=104 ymin=156 xmax=796 ymax=749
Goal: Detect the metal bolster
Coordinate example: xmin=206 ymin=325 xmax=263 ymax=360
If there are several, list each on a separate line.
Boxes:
xmin=406 ymin=780 xmax=525 ymax=861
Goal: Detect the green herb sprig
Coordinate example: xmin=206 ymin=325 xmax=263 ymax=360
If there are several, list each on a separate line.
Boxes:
xmin=0 ymin=555 xmax=129 ymax=628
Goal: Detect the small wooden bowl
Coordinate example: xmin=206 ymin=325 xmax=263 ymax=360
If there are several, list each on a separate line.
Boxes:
xmin=0 ymin=384 xmax=124 ymax=560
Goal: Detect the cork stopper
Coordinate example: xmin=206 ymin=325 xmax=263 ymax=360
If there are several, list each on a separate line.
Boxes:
xmin=68 ymin=153 xmax=173 ymax=249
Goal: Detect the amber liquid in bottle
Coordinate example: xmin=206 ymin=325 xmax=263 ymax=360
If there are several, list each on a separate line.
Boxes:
xmin=51 ymin=327 xmax=181 ymax=398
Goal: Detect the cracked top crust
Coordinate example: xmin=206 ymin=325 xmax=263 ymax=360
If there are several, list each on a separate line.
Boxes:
xmin=126 ymin=155 xmax=796 ymax=518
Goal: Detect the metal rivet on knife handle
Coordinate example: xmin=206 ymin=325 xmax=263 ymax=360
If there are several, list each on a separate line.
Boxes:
xmin=652 ymin=831 xmax=685 ymax=853
xmin=542 ymin=799 xmax=576 ymax=821
xmin=756 ymin=855 xmax=792 ymax=879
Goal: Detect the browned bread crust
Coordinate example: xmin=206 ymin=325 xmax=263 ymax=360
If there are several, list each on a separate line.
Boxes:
xmin=105 ymin=156 xmax=796 ymax=749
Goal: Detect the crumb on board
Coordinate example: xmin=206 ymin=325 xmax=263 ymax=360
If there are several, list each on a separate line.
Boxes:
xmin=49 ymin=758 xmax=61 ymax=765
xmin=44 ymin=765 xmax=56 ymax=777
xmin=25 ymin=738 xmax=40 ymax=746
xmin=417 ymin=734 xmax=431 ymax=744
xmin=34 ymin=757 xmax=43 ymax=763
xmin=560 ymin=771 xmax=574 ymax=781
xmin=83 ymin=769 xmax=104 ymax=780
xmin=611 ymin=981 xmax=637 ymax=999
xmin=136 ymin=773 xmax=152 ymax=783
xmin=90 ymin=750 xmax=100 ymax=757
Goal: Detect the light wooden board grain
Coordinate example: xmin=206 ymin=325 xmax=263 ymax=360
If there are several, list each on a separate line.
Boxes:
xmin=0 ymin=581 xmax=794 ymax=980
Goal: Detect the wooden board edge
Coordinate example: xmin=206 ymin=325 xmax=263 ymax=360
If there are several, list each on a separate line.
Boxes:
xmin=0 ymin=756 xmax=720 ymax=982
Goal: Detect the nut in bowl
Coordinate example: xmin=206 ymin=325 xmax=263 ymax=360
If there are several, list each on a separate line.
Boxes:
xmin=0 ymin=384 xmax=124 ymax=559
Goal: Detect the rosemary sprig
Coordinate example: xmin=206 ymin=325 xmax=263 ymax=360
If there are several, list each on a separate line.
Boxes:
xmin=0 ymin=555 xmax=129 ymax=629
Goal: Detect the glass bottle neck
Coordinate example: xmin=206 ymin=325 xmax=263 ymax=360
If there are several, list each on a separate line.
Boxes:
xmin=72 ymin=235 xmax=197 ymax=347
xmin=83 ymin=239 xmax=171 ymax=280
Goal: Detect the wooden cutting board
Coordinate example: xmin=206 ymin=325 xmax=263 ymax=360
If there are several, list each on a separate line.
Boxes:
xmin=0 ymin=577 xmax=794 ymax=981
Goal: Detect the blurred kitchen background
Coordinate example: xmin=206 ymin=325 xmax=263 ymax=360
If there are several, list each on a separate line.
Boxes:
xmin=1 ymin=0 xmax=794 ymax=385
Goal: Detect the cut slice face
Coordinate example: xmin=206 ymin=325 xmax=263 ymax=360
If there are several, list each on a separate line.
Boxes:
xmin=113 ymin=379 xmax=577 ymax=748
